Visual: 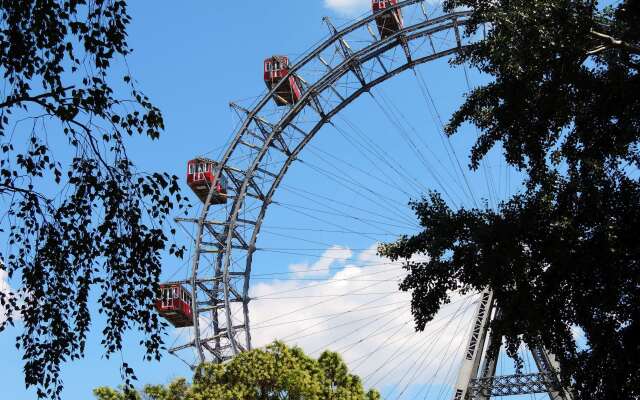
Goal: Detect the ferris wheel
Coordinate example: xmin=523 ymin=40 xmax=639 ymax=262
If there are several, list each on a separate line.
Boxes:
xmin=154 ymin=1 xmax=573 ymax=399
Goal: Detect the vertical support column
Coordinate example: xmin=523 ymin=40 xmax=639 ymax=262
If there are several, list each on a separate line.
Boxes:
xmin=211 ymin=252 xmax=224 ymax=360
xmin=475 ymin=308 xmax=502 ymax=400
xmin=452 ymin=289 xmax=495 ymax=400
xmin=530 ymin=344 xmax=573 ymax=400
xmin=450 ymin=289 xmax=574 ymax=399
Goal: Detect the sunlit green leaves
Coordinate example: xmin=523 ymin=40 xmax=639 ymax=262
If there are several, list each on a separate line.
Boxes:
xmin=94 ymin=342 xmax=381 ymax=400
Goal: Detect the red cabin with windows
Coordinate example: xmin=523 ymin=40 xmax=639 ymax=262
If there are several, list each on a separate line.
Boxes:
xmin=186 ymin=157 xmax=228 ymax=204
xmin=372 ymin=0 xmax=404 ymax=39
xmin=264 ymin=56 xmax=303 ymax=106
xmin=156 ymin=283 xmax=193 ymax=328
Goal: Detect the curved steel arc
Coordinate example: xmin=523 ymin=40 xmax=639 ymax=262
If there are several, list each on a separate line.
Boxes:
xmin=238 ymin=44 xmax=464 ymax=349
xmin=188 ymin=1 xmax=474 ymax=365
xmin=221 ymin=12 xmax=472 ymax=361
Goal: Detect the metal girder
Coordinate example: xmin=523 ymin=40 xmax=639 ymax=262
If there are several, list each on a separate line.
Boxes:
xmin=198 ymin=298 xmax=245 ymax=313
xmin=454 ymin=17 xmax=463 ymax=49
xmin=400 ymin=36 xmax=413 ymax=64
xmin=286 ymin=121 xmax=312 ymax=140
xmin=202 ymin=342 xmax=226 ymax=362
xmin=181 ymin=3 xmax=474 ymax=367
xmin=228 ymin=286 xmax=245 ymax=303
xmin=202 ymin=225 xmax=248 ymax=251
xmin=201 ymin=242 xmax=246 ymax=251
xmin=230 ymin=102 xmax=292 ymax=156
xmin=170 ymin=337 xmax=230 ymax=360
xmin=468 ymin=373 xmax=559 ymax=398
xmin=467 ymin=290 xmax=494 ymax=360
xmin=196 ymin=281 xmax=220 ymax=302
xmin=215 ymin=47 xmax=469 ymax=363
xmin=207 ymin=45 xmax=471 ymax=369
xmin=365 ymin=25 xmax=391 ymax=74
xmin=255 ymin=166 xmax=278 ymax=179
xmin=323 ymin=16 xmax=368 ymax=87
xmin=475 ymin=310 xmax=501 ymax=400
xmin=452 ymin=289 xmax=573 ymax=400
xmin=225 ymin=168 xmax=266 ymax=200
xmin=238 ymin=139 xmax=262 ymax=151
xmin=175 ymin=217 xmax=227 ymax=226
xmin=530 ymin=344 xmax=573 ymax=400
xmin=428 ymin=34 xmax=437 ymax=53
xmin=297 ymin=76 xmax=327 ymax=118
xmin=317 ymin=56 xmax=348 ymax=101
xmin=452 ymin=290 xmax=495 ymax=400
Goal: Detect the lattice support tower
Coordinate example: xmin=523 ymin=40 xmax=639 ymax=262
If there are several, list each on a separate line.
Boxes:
xmin=452 ymin=289 xmax=574 ymax=400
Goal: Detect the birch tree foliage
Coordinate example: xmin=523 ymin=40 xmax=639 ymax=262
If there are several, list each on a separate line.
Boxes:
xmin=0 ymin=1 xmax=188 ymax=398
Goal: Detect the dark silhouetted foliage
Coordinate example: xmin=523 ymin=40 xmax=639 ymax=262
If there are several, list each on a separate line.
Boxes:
xmin=380 ymin=1 xmax=639 ymax=398
xmin=0 ymin=1 xmax=188 ymax=398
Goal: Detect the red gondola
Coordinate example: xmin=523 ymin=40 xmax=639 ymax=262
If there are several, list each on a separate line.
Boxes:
xmin=264 ymin=56 xmax=303 ymax=106
xmin=186 ymin=157 xmax=228 ymax=204
xmin=156 ymin=283 xmax=193 ymax=328
xmin=372 ymin=0 xmax=404 ymax=39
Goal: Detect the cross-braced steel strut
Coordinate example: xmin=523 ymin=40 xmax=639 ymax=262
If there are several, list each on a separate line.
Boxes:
xmin=323 ymin=16 xmax=368 ymax=88
xmin=452 ymin=289 xmax=574 ymax=400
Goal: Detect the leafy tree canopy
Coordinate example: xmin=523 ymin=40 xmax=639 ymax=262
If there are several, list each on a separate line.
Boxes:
xmin=0 ymin=1 xmax=188 ymax=398
xmin=380 ymin=0 xmax=639 ymax=398
xmin=93 ymin=341 xmax=381 ymax=400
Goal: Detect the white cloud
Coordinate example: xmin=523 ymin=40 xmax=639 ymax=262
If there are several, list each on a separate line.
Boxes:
xmin=324 ymin=0 xmax=370 ymax=16
xmin=0 ymin=269 xmax=9 ymax=293
xmin=0 ymin=268 xmax=13 ymax=325
xmin=289 ymin=245 xmax=352 ymax=278
xmin=249 ymin=244 xmax=479 ymax=390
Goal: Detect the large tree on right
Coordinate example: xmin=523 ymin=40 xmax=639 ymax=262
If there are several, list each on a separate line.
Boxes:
xmin=379 ymin=1 xmax=639 ymax=399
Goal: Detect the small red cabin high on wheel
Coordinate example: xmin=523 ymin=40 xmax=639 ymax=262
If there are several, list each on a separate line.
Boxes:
xmin=264 ymin=56 xmax=303 ymax=106
xmin=186 ymin=157 xmax=228 ymax=204
xmin=156 ymin=283 xmax=193 ymax=328
xmin=372 ymin=0 xmax=404 ymax=39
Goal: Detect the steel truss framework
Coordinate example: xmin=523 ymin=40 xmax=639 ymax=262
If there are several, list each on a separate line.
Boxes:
xmin=452 ymin=289 xmax=574 ymax=400
xmin=172 ymin=0 xmax=478 ymax=366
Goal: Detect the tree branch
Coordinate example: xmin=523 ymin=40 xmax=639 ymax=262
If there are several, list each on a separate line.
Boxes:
xmin=622 ymin=59 xmax=640 ymax=71
xmin=589 ymin=30 xmax=640 ymax=55
xmin=64 ymin=119 xmax=117 ymax=180
xmin=0 ymin=184 xmax=54 ymax=208
xmin=23 ymin=94 xmax=118 ymax=181
xmin=0 ymin=86 xmax=74 ymax=110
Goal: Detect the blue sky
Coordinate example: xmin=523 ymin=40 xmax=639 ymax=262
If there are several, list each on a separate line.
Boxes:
xmin=0 ymin=1 xmax=536 ymax=399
